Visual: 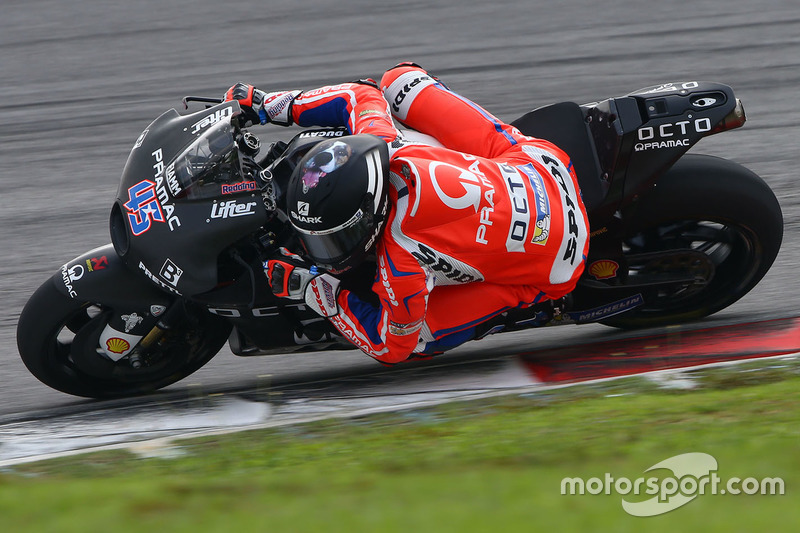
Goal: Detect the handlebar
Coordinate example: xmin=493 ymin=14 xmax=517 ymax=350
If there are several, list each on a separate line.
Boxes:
xmin=182 ymin=96 xmax=223 ymax=110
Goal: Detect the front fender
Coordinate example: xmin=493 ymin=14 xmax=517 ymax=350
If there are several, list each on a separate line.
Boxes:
xmin=53 ymin=243 xmax=171 ymax=309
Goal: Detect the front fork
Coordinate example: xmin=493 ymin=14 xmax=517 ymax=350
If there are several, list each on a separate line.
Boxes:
xmin=97 ymin=304 xmax=167 ymax=363
xmin=52 ymin=243 xmax=177 ymax=364
xmin=97 ymin=301 xmax=196 ymax=365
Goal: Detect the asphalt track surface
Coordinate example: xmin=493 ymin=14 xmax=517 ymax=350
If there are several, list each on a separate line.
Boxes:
xmin=1 ymin=0 xmax=799 ymax=418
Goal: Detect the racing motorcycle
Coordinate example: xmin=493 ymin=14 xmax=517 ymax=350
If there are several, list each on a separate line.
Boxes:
xmin=17 ymin=80 xmax=783 ymax=398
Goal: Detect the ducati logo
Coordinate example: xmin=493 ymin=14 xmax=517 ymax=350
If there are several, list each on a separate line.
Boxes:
xmin=297 ymin=201 xmax=310 ymax=216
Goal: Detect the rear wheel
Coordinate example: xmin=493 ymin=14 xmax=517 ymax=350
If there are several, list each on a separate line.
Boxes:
xmin=601 ymin=154 xmax=783 ymax=328
xmin=17 ymin=278 xmax=232 ymax=398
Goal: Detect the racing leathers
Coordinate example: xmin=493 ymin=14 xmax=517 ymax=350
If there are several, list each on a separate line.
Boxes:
xmin=258 ymin=64 xmax=589 ymax=364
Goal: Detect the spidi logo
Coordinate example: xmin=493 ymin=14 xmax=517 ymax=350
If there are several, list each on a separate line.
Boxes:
xmin=561 ymin=452 xmax=785 ymax=517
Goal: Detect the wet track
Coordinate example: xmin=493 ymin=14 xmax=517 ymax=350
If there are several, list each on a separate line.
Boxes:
xmin=1 ymin=0 xmax=799 ymax=421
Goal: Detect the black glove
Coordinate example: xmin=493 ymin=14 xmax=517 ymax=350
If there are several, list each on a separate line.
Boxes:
xmin=223 ymin=83 xmax=300 ymax=126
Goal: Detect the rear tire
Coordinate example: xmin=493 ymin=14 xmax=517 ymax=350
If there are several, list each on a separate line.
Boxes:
xmin=601 ymin=154 xmax=783 ymax=328
xmin=17 ymin=277 xmax=232 ymax=398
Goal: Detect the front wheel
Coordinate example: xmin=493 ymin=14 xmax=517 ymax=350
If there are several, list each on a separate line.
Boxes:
xmin=602 ymin=154 xmax=783 ymax=328
xmin=17 ymin=278 xmax=232 ymax=398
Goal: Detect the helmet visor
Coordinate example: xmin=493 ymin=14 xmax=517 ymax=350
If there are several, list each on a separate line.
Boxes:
xmin=296 ymin=208 xmax=374 ymax=268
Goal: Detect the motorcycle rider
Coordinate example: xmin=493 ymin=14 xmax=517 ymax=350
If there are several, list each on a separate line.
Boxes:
xmin=224 ymin=62 xmax=589 ymax=364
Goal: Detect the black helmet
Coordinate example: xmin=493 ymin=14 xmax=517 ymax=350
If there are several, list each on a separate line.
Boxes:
xmin=286 ymin=134 xmax=390 ymax=273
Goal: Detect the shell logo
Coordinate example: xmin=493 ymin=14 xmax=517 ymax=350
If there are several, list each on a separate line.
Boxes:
xmin=106 ymin=337 xmax=131 ymax=354
xmin=589 ymin=259 xmax=620 ymax=280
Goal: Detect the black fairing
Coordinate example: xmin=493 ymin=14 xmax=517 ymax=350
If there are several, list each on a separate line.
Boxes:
xmin=112 ymin=101 xmax=268 ymax=296
xmin=511 ymin=81 xmax=741 ymax=224
xmin=615 ymin=81 xmax=739 ymax=208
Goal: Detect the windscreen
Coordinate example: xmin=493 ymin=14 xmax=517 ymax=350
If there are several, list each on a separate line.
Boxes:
xmin=171 ymin=120 xmax=254 ymax=200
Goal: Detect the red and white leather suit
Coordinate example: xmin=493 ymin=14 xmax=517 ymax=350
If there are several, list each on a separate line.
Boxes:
xmin=285 ymin=64 xmax=589 ymax=364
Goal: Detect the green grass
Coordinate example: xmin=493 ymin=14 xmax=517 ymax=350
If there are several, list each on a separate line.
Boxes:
xmin=1 ymin=358 xmax=797 ymax=532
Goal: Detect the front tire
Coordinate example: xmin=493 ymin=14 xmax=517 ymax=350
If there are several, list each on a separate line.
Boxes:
xmin=17 ymin=278 xmax=232 ymax=398
xmin=602 ymin=154 xmax=783 ymax=328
